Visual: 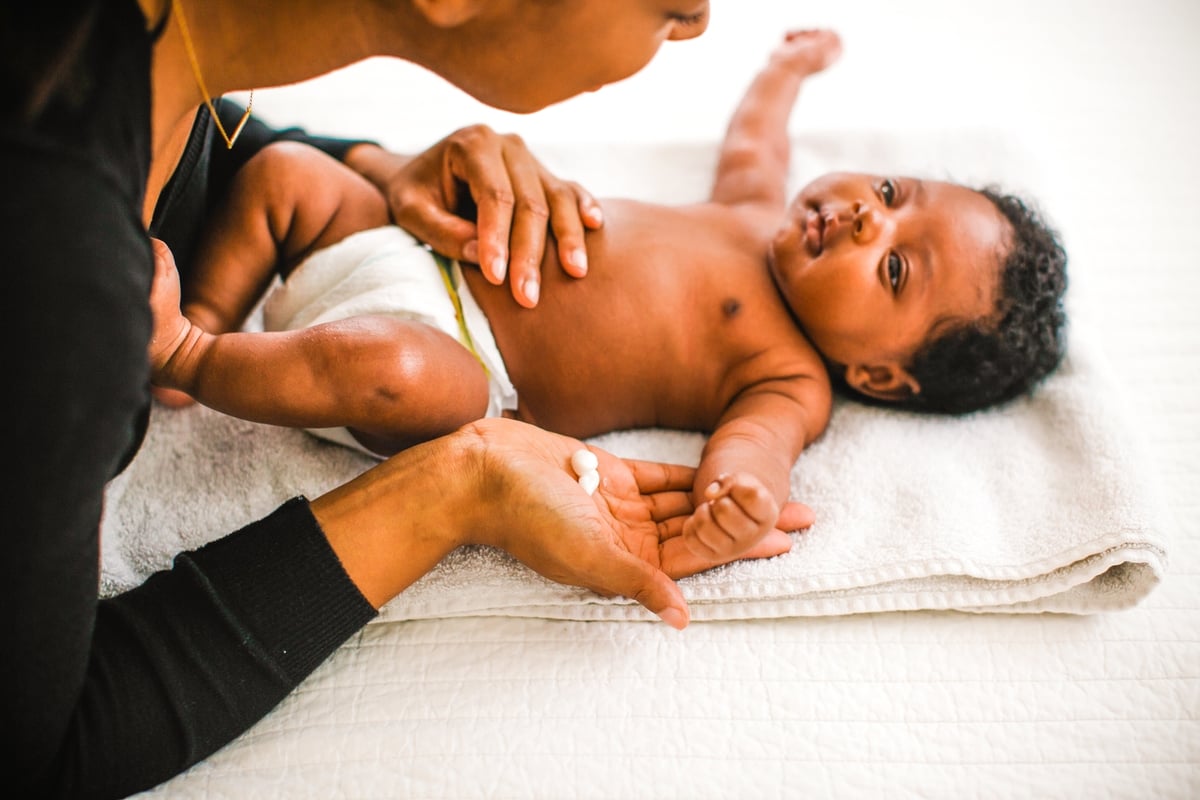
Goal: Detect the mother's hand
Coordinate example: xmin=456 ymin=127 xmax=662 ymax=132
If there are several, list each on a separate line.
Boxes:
xmin=314 ymin=418 xmax=803 ymax=630
xmin=452 ymin=419 xmax=799 ymax=629
xmin=344 ymin=126 xmax=602 ymax=308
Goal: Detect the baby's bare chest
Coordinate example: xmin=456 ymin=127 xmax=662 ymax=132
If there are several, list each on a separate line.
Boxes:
xmin=471 ymin=237 xmax=795 ymax=435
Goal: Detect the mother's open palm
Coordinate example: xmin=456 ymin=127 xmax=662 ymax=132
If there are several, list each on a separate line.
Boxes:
xmin=462 ymin=419 xmax=804 ymax=628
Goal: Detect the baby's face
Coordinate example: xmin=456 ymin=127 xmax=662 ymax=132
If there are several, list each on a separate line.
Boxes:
xmin=768 ymin=172 xmax=1008 ymax=370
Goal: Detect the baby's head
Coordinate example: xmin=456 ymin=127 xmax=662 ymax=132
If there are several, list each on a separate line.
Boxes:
xmin=768 ymin=172 xmax=1067 ymax=414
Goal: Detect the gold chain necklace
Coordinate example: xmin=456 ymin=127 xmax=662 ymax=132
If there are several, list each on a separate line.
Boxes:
xmin=171 ymin=0 xmax=253 ymax=149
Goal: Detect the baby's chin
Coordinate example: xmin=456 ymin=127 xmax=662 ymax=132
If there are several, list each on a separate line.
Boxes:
xmin=767 ymin=226 xmax=810 ymax=287
xmin=765 ymin=240 xmax=786 ymax=289
xmin=765 ymin=245 xmax=803 ymax=318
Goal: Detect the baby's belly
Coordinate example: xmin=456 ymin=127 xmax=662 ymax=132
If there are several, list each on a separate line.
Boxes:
xmin=497 ymin=325 xmax=678 ymax=438
xmin=463 ymin=271 xmax=715 ymax=439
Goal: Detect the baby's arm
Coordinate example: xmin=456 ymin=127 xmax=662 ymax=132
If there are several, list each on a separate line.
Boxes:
xmin=709 ymin=29 xmax=842 ymax=213
xmin=684 ymin=374 xmax=831 ymax=561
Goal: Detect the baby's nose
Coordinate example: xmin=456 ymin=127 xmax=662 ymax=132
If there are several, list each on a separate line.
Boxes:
xmin=850 ymin=203 xmax=883 ymax=244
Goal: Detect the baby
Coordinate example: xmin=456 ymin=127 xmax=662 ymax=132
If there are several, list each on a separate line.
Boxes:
xmin=149 ymin=30 xmax=1067 ymax=561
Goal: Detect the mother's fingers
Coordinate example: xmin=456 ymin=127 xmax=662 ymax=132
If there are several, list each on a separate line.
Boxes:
xmin=407 ymin=125 xmax=605 ymax=308
xmin=581 ymin=549 xmax=689 ymax=630
xmin=644 ymin=490 xmax=694 ymax=523
xmin=546 ymin=180 xmax=599 ymax=279
xmin=397 ymin=195 xmax=478 ymax=263
xmin=661 ymin=528 xmax=793 ymax=579
xmin=777 ymin=500 xmax=816 ymax=531
xmin=443 ymin=127 xmax=513 ymax=283
xmin=386 ymin=145 xmax=480 ymax=263
xmin=498 ymin=136 xmax=551 ymax=307
xmin=623 ymin=458 xmax=696 ymax=494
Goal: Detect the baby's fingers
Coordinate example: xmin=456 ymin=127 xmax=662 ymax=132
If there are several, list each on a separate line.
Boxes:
xmin=681 ymin=504 xmax=731 ymax=558
xmin=705 ymin=474 xmax=777 ymax=527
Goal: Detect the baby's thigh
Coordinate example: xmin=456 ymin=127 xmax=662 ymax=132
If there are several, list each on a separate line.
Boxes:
xmin=242 ymin=142 xmax=390 ymax=261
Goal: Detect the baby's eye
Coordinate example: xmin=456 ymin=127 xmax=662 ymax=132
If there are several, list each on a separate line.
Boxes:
xmin=880 ymin=179 xmax=897 ymax=206
xmin=887 ymin=252 xmax=904 ymax=291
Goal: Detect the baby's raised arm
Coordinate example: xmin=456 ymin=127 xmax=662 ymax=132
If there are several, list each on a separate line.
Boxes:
xmin=683 ymin=371 xmax=831 ymax=561
xmin=710 ymin=30 xmax=842 ymax=213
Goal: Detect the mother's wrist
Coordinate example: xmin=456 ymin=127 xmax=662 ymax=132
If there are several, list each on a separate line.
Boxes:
xmin=311 ymin=430 xmax=484 ymax=608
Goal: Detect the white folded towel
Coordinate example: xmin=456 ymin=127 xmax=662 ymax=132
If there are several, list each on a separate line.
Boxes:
xmin=372 ymin=324 xmax=1167 ymax=622
xmin=101 ymin=132 xmax=1168 ymax=621
xmin=100 ymin=320 xmax=1167 ymax=621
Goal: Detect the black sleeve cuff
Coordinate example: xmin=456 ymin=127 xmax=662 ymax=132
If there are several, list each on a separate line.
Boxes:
xmin=181 ymin=497 xmax=377 ymax=683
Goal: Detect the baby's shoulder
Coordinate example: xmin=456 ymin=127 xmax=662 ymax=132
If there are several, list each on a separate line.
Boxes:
xmin=722 ymin=312 xmax=833 ymax=421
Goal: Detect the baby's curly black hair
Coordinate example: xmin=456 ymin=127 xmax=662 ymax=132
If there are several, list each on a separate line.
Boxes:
xmin=837 ymin=187 xmax=1068 ymax=415
xmin=906 ymin=187 xmax=1067 ymax=413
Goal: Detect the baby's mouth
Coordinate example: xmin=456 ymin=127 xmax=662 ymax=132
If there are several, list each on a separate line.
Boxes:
xmin=804 ymin=209 xmax=825 ymax=257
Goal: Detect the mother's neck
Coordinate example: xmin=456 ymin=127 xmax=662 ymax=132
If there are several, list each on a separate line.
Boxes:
xmin=135 ymin=0 xmax=419 ymax=223
xmin=140 ymin=0 xmax=418 ymax=142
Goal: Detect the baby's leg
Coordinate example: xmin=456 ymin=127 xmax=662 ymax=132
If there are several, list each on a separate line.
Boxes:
xmin=157 ymin=312 xmax=491 ymax=457
xmin=333 ymin=316 xmax=493 ymax=456
xmin=184 ymin=141 xmax=389 ymax=334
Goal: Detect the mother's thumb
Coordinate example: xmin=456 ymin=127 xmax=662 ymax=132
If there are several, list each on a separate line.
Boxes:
xmin=615 ymin=556 xmax=690 ymax=630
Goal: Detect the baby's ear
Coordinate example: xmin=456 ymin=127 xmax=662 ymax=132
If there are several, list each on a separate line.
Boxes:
xmin=411 ymin=0 xmax=487 ymax=27
xmin=843 ymin=363 xmax=920 ymax=403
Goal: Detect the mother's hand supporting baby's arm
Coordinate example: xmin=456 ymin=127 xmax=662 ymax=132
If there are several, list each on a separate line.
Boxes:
xmin=344 ymin=126 xmax=602 ymax=309
xmin=310 ymin=417 xmax=794 ymax=631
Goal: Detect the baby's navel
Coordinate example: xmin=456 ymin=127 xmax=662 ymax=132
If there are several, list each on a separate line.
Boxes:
xmin=721 ymin=298 xmax=742 ymax=318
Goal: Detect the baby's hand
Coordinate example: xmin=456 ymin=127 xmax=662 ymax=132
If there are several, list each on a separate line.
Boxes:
xmin=146 ymin=239 xmax=196 ymax=407
xmin=682 ymin=472 xmax=780 ymax=561
xmin=769 ymin=29 xmax=843 ymax=77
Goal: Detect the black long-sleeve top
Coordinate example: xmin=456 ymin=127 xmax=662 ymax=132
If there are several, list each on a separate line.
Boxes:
xmin=2 ymin=3 xmax=378 ymax=797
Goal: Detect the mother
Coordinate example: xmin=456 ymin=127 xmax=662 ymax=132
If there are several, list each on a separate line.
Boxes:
xmin=0 ymin=1 xmax=822 ymax=797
